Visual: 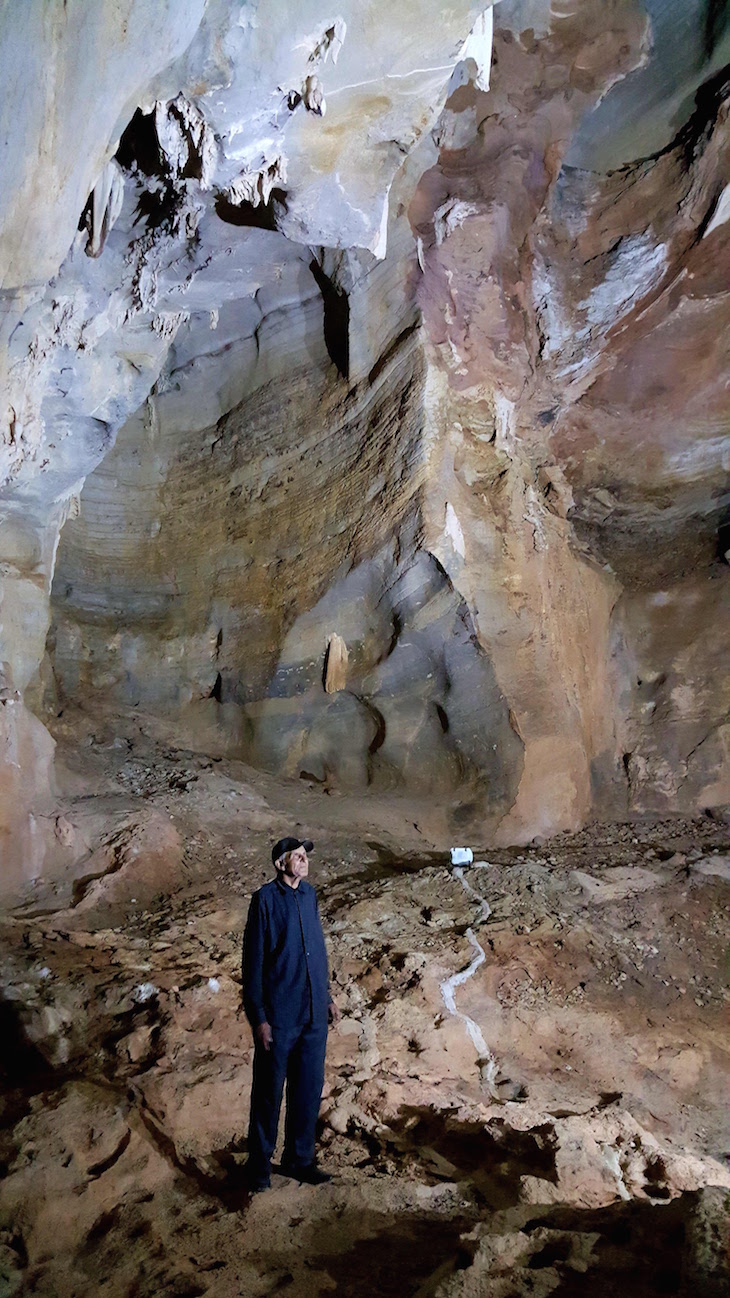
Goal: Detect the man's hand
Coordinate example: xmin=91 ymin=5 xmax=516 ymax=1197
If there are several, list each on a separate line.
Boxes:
xmin=328 ymin=1001 xmax=341 ymax=1026
xmin=255 ymin=1021 xmax=273 ymax=1051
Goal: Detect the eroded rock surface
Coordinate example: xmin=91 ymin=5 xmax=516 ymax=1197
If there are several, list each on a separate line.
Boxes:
xmin=12 ymin=0 xmax=722 ymax=888
xmin=1 ymin=3 xmax=730 ymax=1289
xmin=1 ymin=718 xmax=729 ymax=1295
xmin=0 ymin=0 xmax=496 ymax=887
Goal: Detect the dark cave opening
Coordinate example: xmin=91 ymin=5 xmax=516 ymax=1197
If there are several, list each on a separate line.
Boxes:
xmin=309 ymin=257 xmax=350 ymax=380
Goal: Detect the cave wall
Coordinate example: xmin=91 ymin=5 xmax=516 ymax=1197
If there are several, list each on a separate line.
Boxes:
xmin=411 ymin=0 xmax=730 ymax=831
xmin=48 ymin=190 xmax=525 ymax=825
xmin=0 ymin=0 xmax=494 ymax=890
xmin=46 ymin=0 xmax=730 ymax=848
xmin=611 ymin=576 xmax=730 ymax=812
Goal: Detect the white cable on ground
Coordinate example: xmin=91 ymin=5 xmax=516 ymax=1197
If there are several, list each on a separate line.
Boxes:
xmin=440 ymin=861 xmax=499 ymax=1093
xmin=453 ymin=864 xmax=492 ymax=923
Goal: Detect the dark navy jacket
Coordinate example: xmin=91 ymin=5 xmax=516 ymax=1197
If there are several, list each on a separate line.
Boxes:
xmin=242 ymin=877 xmax=331 ymax=1029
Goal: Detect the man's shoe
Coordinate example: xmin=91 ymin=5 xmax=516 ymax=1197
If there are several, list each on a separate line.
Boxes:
xmin=244 ymin=1162 xmax=271 ymax=1193
xmin=280 ymin=1161 xmax=331 ymax=1185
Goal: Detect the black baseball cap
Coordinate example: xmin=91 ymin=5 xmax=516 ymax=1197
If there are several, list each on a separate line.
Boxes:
xmin=271 ymin=836 xmax=314 ymax=865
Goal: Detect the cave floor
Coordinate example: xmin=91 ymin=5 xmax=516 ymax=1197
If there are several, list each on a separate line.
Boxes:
xmin=1 ymin=707 xmax=729 ymax=1296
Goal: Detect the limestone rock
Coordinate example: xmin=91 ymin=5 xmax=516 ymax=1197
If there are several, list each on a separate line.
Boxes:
xmin=690 ymin=854 xmax=730 ymax=882
xmin=570 ymin=867 xmax=665 ymax=903
xmin=324 ymin=634 xmax=349 ymax=694
xmin=1 ymin=1 xmax=729 ymax=871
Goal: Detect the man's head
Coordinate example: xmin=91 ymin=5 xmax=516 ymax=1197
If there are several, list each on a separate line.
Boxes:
xmin=272 ymin=836 xmax=314 ymax=887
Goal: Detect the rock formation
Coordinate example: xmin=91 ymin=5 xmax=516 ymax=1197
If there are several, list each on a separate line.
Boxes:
xmin=1 ymin=717 xmax=729 ymax=1295
xmin=1 ymin=1 xmax=729 ymax=1293
xmin=0 ymin=0 xmax=495 ymax=888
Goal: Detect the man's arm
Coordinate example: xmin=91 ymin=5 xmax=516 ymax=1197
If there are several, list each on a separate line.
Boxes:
xmin=315 ymin=891 xmax=341 ymax=1025
xmin=241 ymin=892 xmax=271 ymax=1041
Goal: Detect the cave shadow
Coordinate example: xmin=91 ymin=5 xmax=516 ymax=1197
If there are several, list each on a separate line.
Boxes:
xmin=0 ymin=989 xmax=71 ymax=1143
xmin=111 ymin=1098 xmax=714 ymax=1296
xmin=0 ymin=990 xmax=105 ymax=1202
xmin=306 ymin=1191 xmax=697 ymax=1298
xmin=132 ymin=1098 xmax=259 ymax=1213
xmin=0 ymin=991 xmax=52 ymax=1087
xmin=307 ymin=1207 xmax=478 ymax=1298
xmin=362 ymin=1103 xmax=558 ymax=1209
xmin=525 ymin=1195 xmax=689 ymax=1297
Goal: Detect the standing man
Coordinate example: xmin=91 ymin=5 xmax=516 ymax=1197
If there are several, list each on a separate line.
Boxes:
xmin=242 ymin=836 xmax=340 ymax=1191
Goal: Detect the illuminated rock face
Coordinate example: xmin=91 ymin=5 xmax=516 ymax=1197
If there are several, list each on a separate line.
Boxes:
xmin=0 ymin=0 xmax=494 ymax=888
xmin=410 ymin=4 xmax=730 ymax=834
xmin=1 ymin=13 xmax=730 ymax=1287
xmin=2 ymin=0 xmax=730 ymax=892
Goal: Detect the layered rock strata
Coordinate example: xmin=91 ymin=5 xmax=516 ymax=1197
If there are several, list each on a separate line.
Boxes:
xmin=43 ymin=0 xmax=730 ymax=877
xmin=0 ymin=0 xmax=495 ymax=891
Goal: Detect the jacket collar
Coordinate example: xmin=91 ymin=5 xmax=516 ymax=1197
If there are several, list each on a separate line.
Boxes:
xmin=274 ymin=874 xmax=306 ymax=894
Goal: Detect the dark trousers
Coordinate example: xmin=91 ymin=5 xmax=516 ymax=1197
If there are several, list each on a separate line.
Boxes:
xmin=247 ymin=1019 xmax=328 ymax=1176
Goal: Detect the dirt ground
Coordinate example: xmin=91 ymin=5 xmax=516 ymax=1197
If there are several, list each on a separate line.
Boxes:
xmin=1 ymin=706 xmax=729 ymax=1296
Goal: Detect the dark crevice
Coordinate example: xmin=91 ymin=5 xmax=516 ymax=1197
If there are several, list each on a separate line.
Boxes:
xmin=116 ymin=108 xmax=161 ymax=176
xmin=386 ymin=608 xmax=402 ymax=659
xmin=527 ymin=1237 xmax=573 ymax=1269
xmin=214 ymin=189 xmax=286 ymax=231
xmin=299 ymin=769 xmax=327 ymax=784
xmin=569 ymin=60 xmax=730 ymax=180
xmin=662 ymin=61 xmax=730 ymax=171
xmin=309 ymin=258 xmax=349 ymax=380
xmin=716 ymin=517 xmax=730 ymax=563
xmin=86 ymin=1128 xmax=132 ymax=1179
xmin=321 ymin=638 xmax=336 ymax=692
xmin=367 ymin=320 xmax=420 ymax=386
xmin=164 ymin=98 xmax=208 ymax=182
xmin=346 ymin=694 xmax=387 ymax=761
xmin=0 ymin=994 xmax=51 ymax=1088
xmin=114 ymin=107 xmax=197 ymax=232
xmin=209 ymin=672 xmax=223 ymax=703
xmin=132 ymin=184 xmax=182 ymax=232
xmin=367 ymin=712 xmax=387 ymax=758
xmin=704 ymin=0 xmax=729 ymax=59
xmin=368 ymin=1107 xmax=558 ymax=1206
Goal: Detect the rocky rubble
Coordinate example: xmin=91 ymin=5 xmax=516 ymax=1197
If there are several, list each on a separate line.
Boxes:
xmin=1 ymin=714 xmax=728 ymax=1295
xmin=2 ymin=2 xmax=729 ymax=893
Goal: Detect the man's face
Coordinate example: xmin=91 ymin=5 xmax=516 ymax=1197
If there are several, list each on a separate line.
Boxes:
xmin=282 ymin=846 xmax=309 ymax=882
